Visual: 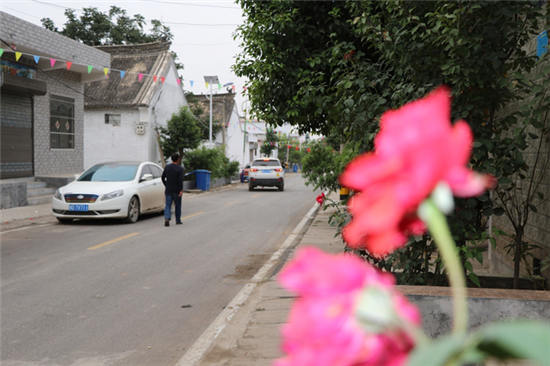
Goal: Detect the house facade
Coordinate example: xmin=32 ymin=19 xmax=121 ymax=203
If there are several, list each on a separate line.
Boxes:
xmin=0 ymin=12 xmax=110 ymax=208
xmin=83 ymin=41 xmax=187 ymax=169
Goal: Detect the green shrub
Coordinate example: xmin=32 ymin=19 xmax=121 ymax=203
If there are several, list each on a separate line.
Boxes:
xmin=184 ymin=146 xmax=239 ymax=179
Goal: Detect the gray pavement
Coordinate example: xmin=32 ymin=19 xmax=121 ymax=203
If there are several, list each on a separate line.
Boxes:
xmin=0 ymin=186 xmax=344 ymax=366
xmin=192 ymin=192 xmax=344 ymax=366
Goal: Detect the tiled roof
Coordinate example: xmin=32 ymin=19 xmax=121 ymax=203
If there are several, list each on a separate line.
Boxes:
xmin=193 ymin=92 xmax=237 ymax=125
xmin=84 ymin=41 xmax=173 ymax=109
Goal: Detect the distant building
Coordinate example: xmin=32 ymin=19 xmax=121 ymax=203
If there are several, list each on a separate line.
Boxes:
xmin=83 ymin=41 xmax=186 ymax=169
xmin=0 ymin=11 xmax=110 ymax=208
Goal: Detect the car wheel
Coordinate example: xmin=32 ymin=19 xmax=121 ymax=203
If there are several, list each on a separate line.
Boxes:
xmin=57 ymin=218 xmax=73 ymax=224
xmin=124 ymin=196 xmax=140 ymax=223
xmin=278 ymin=185 xmax=284 ymax=192
xmin=249 ymin=184 xmax=254 ymax=191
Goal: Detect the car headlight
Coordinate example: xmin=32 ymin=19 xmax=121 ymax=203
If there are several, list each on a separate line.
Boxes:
xmin=101 ymin=189 xmax=124 ymax=201
xmin=53 ymin=189 xmax=63 ymax=201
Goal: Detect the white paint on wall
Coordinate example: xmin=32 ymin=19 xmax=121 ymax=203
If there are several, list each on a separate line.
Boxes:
xmin=83 ymin=62 xmax=187 ymax=169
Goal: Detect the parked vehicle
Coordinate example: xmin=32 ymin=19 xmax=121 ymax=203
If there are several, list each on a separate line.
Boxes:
xmin=240 ymin=162 xmax=251 ymax=182
xmin=248 ymin=158 xmax=285 ymax=191
xmin=52 ymin=161 xmax=165 ymax=223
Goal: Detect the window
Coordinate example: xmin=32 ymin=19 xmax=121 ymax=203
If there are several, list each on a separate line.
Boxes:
xmin=105 ymin=114 xmax=121 ymax=126
xmin=149 ymin=165 xmax=163 ymax=178
xmin=77 ymin=163 xmax=139 ymax=182
xmin=50 ymin=95 xmax=75 ymax=149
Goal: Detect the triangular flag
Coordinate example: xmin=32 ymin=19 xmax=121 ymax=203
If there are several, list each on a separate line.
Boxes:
xmin=50 ymin=59 xmax=56 ymax=67
xmin=153 ymin=76 xmax=158 ymax=82
xmin=160 ymin=77 xmax=165 ymax=84
xmin=232 ymin=85 xmax=236 ymax=92
xmin=190 ymin=80 xmax=194 ymax=88
xmin=33 ymin=55 xmax=40 ymax=64
xmin=205 ymin=82 xmax=209 ymax=89
xmin=66 ymin=61 xmax=73 ymax=70
xmin=139 ymin=74 xmax=144 ymax=82
xmin=218 ymin=83 xmax=221 ymax=90
xmin=120 ymin=71 xmax=125 ymax=79
xmin=87 ymin=65 xmax=93 ymax=74
xmin=103 ymin=68 xmax=109 ymax=76
xmin=176 ymin=79 xmax=181 ymax=86
xmin=0 ymin=49 xmax=4 ymax=57
xmin=15 ymin=52 xmax=22 ymax=61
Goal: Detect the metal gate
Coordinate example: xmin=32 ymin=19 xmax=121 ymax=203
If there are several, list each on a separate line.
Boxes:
xmin=1 ymin=92 xmax=33 ymax=179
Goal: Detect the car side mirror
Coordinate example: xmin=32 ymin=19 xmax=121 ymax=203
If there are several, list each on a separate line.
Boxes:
xmin=140 ymin=173 xmax=153 ymax=182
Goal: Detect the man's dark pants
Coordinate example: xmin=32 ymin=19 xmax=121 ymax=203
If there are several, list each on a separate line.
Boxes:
xmin=164 ymin=193 xmax=182 ymax=223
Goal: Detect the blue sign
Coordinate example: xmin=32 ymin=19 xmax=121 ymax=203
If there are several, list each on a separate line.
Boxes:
xmin=537 ymin=30 xmax=548 ymax=58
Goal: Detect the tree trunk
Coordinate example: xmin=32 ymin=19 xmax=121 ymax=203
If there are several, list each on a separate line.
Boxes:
xmin=513 ymin=226 xmax=524 ymax=289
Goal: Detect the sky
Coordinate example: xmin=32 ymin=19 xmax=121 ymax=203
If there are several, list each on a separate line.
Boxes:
xmin=0 ymin=0 xmax=248 ymax=114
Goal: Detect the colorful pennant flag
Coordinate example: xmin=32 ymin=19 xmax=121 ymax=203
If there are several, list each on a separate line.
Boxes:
xmin=176 ymin=79 xmax=181 ymax=86
xmin=160 ymin=77 xmax=165 ymax=84
xmin=120 ymin=71 xmax=125 ymax=79
xmin=205 ymin=82 xmax=209 ymax=89
xmin=0 ymin=49 xmax=4 ymax=58
xmin=218 ymin=83 xmax=221 ymax=90
xmin=50 ymin=59 xmax=56 ymax=67
xmin=66 ymin=61 xmax=73 ymax=70
xmin=138 ymin=73 xmax=143 ymax=81
xmin=15 ymin=52 xmax=22 ymax=61
xmin=153 ymin=75 xmax=158 ymax=82
xmin=232 ymin=85 xmax=236 ymax=93
xmin=103 ymin=68 xmax=109 ymax=76
xmin=33 ymin=55 xmax=40 ymax=64
xmin=87 ymin=65 xmax=93 ymax=74
xmin=190 ymin=80 xmax=194 ymax=88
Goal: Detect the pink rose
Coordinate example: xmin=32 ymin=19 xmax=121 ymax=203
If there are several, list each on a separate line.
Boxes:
xmin=340 ymin=86 xmax=495 ymax=257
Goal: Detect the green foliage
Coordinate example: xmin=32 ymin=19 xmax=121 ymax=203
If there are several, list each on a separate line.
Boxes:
xmin=158 ymin=106 xmax=202 ymax=162
xmin=260 ymin=128 xmax=278 ymax=157
xmin=185 ymin=92 xmax=221 ymax=142
xmin=235 ymin=0 xmax=550 ymax=289
xmin=184 ymin=146 xmax=239 ymax=179
xmin=301 ymin=140 xmax=358 ymax=192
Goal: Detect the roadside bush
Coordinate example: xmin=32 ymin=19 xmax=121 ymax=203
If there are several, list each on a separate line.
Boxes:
xmin=184 ymin=146 xmax=239 ymax=179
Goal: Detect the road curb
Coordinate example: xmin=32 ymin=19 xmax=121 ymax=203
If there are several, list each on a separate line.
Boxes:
xmin=175 ymin=201 xmax=321 ymax=366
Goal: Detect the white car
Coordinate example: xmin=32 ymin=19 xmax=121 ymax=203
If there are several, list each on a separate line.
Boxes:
xmin=248 ymin=158 xmax=285 ymax=191
xmin=52 ymin=161 xmax=165 ymax=224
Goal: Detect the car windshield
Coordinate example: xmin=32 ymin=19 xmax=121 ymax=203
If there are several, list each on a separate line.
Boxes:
xmin=78 ymin=163 xmax=139 ymax=182
xmin=252 ymin=160 xmax=280 ymax=167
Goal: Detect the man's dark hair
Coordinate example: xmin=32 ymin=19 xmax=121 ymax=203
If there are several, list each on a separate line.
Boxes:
xmin=171 ymin=153 xmax=180 ymax=163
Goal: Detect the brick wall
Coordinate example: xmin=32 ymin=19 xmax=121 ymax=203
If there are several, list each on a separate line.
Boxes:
xmin=491 ymin=31 xmax=550 ymax=281
xmin=33 ymin=70 xmax=85 ymax=175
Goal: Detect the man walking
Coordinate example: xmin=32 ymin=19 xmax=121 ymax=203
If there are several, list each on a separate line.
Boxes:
xmin=162 ymin=153 xmax=184 ymax=227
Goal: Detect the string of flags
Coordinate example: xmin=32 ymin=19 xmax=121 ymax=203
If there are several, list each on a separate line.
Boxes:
xmin=0 ymin=47 xmax=239 ymax=91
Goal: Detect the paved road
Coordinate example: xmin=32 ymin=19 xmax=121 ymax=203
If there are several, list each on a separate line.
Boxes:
xmin=1 ymin=175 xmax=320 ymax=366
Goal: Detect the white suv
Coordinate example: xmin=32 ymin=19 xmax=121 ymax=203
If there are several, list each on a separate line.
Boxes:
xmin=248 ymin=158 xmax=285 ymax=191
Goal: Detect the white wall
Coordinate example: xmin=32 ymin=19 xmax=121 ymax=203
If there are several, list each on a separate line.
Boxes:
xmin=84 ymin=62 xmax=187 ymax=169
xmin=84 ymin=109 xmax=148 ymax=169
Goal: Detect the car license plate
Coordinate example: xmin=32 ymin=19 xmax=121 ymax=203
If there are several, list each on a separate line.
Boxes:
xmin=262 ymin=169 xmax=270 ymax=173
xmin=69 ymin=204 xmax=89 ymax=212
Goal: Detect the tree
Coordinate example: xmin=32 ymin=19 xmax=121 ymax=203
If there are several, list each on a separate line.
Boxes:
xmin=158 ymin=106 xmax=202 ymax=164
xmin=41 ymin=6 xmax=182 ymax=69
xmin=260 ymin=128 xmax=278 ymax=157
xmin=235 ymin=0 xmax=550 ymax=287
xmin=185 ymin=92 xmax=221 ymax=142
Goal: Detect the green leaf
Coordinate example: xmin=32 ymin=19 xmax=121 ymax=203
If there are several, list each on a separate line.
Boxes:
xmin=493 ymin=207 xmax=505 ymax=216
xmin=498 ymin=177 xmax=511 ymax=185
xmin=468 ymin=272 xmax=481 ymax=287
xmin=476 ymin=320 xmax=550 ymax=365
xmin=407 ymin=334 xmax=469 ymax=366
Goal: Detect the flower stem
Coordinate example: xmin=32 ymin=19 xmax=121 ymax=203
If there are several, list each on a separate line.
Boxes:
xmin=420 ymin=199 xmax=468 ymax=334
